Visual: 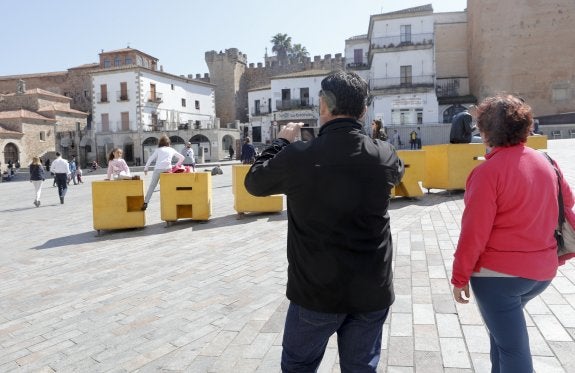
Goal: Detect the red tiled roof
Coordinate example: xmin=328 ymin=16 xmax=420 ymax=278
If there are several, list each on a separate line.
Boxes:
xmin=2 ymin=88 xmax=70 ymax=101
xmin=100 ymin=47 xmax=158 ymax=61
xmin=0 ymin=109 xmax=55 ymax=121
xmin=0 ymin=124 xmax=22 ymax=135
xmin=0 ymin=71 xmax=67 ymax=80
xmin=273 ymin=69 xmax=332 ymax=80
xmin=38 ymin=105 xmax=87 ymax=116
xmin=68 ymin=63 xmax=100 ymax=71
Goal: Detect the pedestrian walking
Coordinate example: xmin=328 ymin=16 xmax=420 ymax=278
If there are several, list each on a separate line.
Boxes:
xmin=240 ymin=137 xmax=255 ymax=164
xmin=29 ymin=156 xmax=45 ymax=207
xmin=68 ymin=157 xmax=78 ymax=185
xmin=451 ymin=94 xmax=575 ymax=372
xmin=50 ymin=152 xmax=70 ymax=204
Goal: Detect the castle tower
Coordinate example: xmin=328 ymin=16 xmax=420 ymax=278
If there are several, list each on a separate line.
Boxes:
xmin=205 ymin=48 xmax=248 ymax=126
xmin=467 ymin=0 xmax=575 ymax=115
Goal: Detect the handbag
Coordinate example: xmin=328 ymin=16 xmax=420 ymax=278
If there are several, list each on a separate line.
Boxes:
xmin=543 ymin=153 xmax=575 ymax=256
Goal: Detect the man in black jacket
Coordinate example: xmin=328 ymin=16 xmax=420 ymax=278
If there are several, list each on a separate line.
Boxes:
xmin=450 ymin=107 xmax=476 ymax=143
xmin=245 ymin=70 xmax=404 ymax=372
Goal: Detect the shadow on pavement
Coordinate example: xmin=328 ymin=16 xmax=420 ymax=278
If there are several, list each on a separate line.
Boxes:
xmin=30 ymin=211 xmax=287 ymax=250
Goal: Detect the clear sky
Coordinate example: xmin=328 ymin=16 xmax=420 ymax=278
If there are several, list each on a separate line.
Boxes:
xmin=1 ymin=0 xmax=466 ymax=77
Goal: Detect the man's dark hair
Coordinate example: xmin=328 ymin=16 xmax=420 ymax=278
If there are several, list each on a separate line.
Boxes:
xmin=55 ymin=152 xmax=61 ymax=157
xmin=320 ymin=70 xmax=369 ymax=119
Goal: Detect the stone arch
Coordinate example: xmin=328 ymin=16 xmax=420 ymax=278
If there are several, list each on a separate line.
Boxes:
xmin=190 ymin=134 xmax=210 ymax=143
xmin=3 ymin=142 xmax=19 ymax=164
xmin=442 ymin=104 xmax=468 ymax=123
xmin=221 ymin=135 xmax=234 ymax=151
xmin=79 ymin=137 xmax=94 ymax=168
xmin=190 ymin=134 xmax=212 ymax=162
xmin=169 ymin=136 xmax=186 ymax=155
xmin=142 ymin=136 xmax=159 ymax=164
xmin=121 ymin=136 xmax=135 ymax=164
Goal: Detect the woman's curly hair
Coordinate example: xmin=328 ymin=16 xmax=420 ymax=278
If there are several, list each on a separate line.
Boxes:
xmin=476 ymin=94 xmax=533 ymax=147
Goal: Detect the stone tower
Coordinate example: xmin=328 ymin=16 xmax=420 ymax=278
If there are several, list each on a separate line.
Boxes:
xmin=467 ymin=0 xmax=575 ymax=115
xmin=205 ymin=49 xmax=248 ymax=126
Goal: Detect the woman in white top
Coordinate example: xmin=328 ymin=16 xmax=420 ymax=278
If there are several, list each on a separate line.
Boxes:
xmin=142 ymin=135 xmax=184 ymax=210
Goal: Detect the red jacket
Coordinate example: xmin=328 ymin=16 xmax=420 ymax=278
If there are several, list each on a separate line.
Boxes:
xmin=451 ymin=145 xmax=574 ymax=288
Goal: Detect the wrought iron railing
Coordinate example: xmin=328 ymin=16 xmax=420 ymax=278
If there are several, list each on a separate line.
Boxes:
xmin=275 ymin=98 xmax=316 ymax=111
xmin=370 ymin=75 xmax=434 ymax=90
xmin=371 ymin=33 xmax=434 ymax=49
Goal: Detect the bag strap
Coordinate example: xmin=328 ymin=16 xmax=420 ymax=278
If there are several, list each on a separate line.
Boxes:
xmin=543 ymin=152 xmax=566 ymax=248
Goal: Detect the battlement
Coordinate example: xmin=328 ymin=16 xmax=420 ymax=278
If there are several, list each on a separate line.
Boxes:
xmin=205 ymin=48 xmax=248 ymax=66
xmin=247 ymin=53 xmax=344 ymax=71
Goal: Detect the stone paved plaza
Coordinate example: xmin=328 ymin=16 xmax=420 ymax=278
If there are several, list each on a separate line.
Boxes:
xmin=1 ymin=139 xmax=574 ymax=373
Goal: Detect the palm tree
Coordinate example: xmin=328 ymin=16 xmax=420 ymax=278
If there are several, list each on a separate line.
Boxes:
xmin=271 ymin=33 xmax=292 ymax=61
xmin=290 ymin=44 xmax=309 ymax=62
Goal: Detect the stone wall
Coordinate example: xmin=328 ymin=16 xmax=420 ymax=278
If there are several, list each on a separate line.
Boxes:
xmin=435 ymin=12 xmax=468 ymax=79
xmin=19 ymin=122 xmax=56 ymax=165
xmin=205 ymin=49 xmax=247 ymax=126
xmin=467 ymin=0 xmax=575 ymax=116
xmin=0 ymin=68 xmax=93 ymax=113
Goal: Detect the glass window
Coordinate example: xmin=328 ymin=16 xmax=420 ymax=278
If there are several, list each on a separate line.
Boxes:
xmin=103 ymin=59 xmax=111 ymax=68
xmin=354 ymin=49 xmax=363 ymax=64
xmin=125 ymin=57 xmax=132 ymax=65
xmin=400 ymin=65 xmax=412 ymax=86
xmin=114 ymin=57 xmax=121 ymax=66
xmin=400 ymin=25 xmax=412 ymax=43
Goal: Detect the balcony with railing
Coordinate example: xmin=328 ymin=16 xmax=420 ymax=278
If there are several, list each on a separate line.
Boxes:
xmin=251 ymin=108 xmax=272 ymax=116
xmin=370 ymin=75 xmax=434 ymax=91
xmin=347 ymin=53 xmax=370 ymax=69
xmin=147 ymin=91 xmax=163 ymax=103
xmin=371 ymin=33 xmax=433 ymax=50
xmin=116 ymin=91 xmax=129 ymax=102
xmin=435 ymin=77 xmax=470 ymax=98
xmin=275 ymin=98 xmax=316 ymax=111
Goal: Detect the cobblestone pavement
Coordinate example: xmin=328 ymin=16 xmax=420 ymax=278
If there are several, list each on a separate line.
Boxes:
xmin=1 ymin=139 xmax=574 ymax=373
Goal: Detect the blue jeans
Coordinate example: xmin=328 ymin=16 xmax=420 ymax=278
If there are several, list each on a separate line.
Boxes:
xmin=281 ymin=302 xmax=389 ymax=373
xmin=470 ymin=277 xmax=552 ymax=373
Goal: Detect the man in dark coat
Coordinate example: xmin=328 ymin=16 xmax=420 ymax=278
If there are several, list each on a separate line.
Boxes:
xmin=450 ymin=108 xmax=475 ymax=143
xmin=245 ymin=70 xmax=404 ymax=372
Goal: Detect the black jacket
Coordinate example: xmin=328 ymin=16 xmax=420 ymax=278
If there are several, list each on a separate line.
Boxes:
xmin=449 ymin=111 xmax=474 ymax=143
xmin=29 ymin=164 xmax=45 ymax=181
xmin=245 ymin=118 xmax=404 ymax=313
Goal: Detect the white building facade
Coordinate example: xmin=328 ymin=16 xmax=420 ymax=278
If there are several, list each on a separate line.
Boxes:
xmin=247 ymin=70 xmax=328 ymax=145
xmin=91 ymin=57 xmax=237 ymax=164
xmin=346 ymin=5 xmax=440 ymax=138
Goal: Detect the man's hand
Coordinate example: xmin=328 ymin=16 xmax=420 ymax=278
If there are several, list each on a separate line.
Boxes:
xmin=277 ymin=122 xmax=304 ymax=143
xmin=453 ymin=284 xmax=470 ymax=304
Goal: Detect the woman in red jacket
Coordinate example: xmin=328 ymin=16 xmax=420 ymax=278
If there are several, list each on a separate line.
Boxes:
xmin=451 ymin=94 xmax=574 ymax=372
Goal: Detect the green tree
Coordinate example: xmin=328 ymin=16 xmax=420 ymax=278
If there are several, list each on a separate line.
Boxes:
xmin=290 ymin=44 xmax=309 ymax=62
xmin=271 ymin=33 xmax=292 ymax=61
